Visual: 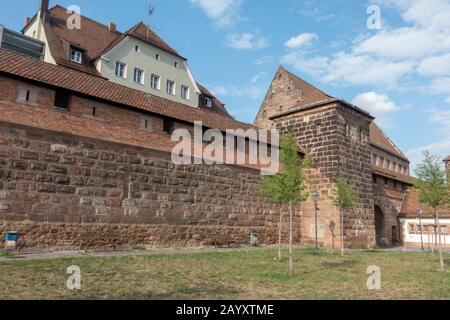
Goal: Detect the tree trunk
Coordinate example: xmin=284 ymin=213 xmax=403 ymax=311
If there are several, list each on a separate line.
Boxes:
xmin=278 ymin=206 xmax=282 ymax=261
xmin=289 ymin=201 xmax=293 ymax=276
xmin=341 ymin=208 xmax=345 ymax=257
xmin=435 ymin=210 xmax=445 ymax=272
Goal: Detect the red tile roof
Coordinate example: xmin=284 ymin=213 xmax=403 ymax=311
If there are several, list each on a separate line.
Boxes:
xmin=372 ymin=165 xmax=414 ymax=185
xmin=196 ymin=83 xmax=231 ymax=118
xmin=93 ymin=21 xmax=184 ymax=61
xmin=25 ymin=5 xmax=184 ymax=76
xmin=38 ymin=5 xmax=120 ymax=76
xmin=0 ymin=49 xmax=256 ymax=135
xmin=400 ymin=189 xmax=450 ymax=218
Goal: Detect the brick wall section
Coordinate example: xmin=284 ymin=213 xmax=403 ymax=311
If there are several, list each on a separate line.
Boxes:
xmin=0 ymin=122 xmax=298 ymax=251
xmin=272 ymin=102 xmax=375 ymax=248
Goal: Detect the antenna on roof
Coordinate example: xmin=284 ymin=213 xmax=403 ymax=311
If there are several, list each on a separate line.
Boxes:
xmin=146 ymin=2 xmax=155 ymax=39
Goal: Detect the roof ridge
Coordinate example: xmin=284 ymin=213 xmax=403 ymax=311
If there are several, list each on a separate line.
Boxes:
xmin=371 ymin=122 xmax=409 ymax=161
xmin=280 ymin=65 xmax=336 ymax=100
xmin=50 ymin=5 xmax=121 ymax=34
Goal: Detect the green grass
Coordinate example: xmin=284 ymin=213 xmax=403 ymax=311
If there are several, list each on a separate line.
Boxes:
xmin=0 ymin=249 xmax=449 ymax=300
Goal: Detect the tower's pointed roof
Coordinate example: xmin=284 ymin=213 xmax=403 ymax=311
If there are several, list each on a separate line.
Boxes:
xmin=277 ymin=65 xmax=336 ymax=109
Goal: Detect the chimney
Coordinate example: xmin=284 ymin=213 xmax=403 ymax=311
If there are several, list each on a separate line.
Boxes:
xmin=107 ymin=22 xmax=116 ymax=33
xmin=39 ymin=0 xmax=49 ymax=21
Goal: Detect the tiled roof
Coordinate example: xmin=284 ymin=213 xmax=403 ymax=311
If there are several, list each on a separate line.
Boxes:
xmin=94 ymin=21 xmax=184 ymax=61
xmin=0 ymin=49 xmax=256 ymax=135
xmin=370 ymin=122 xmax=409 ymax=162
xmin=39 ymin=5 xmax=120 ymax=76
xmin=28 ymin=6 xmax=184 ymax=76
xmin=400 ymin=189 xmax=450 ymax=218
xmin=372 ymin=165 xmax=414 ymax=185
xmin=196 ymin=83 xmax=232 ymax=118
xmin=281 ymin=66 xmax=337 ymax=110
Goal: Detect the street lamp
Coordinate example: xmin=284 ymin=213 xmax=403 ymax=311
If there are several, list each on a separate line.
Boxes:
xmin=416 ymin=208 xmax=424 ymax=251
xmin=312 ymin=191 xmax=320 ymax=250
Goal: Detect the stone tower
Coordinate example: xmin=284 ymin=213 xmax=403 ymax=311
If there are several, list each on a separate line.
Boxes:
xmin=255 ymin=66 xmax=376 ymax=248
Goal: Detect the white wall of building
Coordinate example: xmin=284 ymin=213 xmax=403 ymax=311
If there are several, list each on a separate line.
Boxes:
xmin=400 ymin=218 xmax=450 ymax=248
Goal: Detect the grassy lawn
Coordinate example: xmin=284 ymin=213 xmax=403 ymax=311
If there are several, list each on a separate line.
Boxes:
xmin=0 ymin=248 xmax=449 ymax=300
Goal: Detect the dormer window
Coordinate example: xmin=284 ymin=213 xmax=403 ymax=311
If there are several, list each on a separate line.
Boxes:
xmin=205 ymin=97 xmax=212 ymax=108
xmin=70 ymin=48 xmax=82 ymax=64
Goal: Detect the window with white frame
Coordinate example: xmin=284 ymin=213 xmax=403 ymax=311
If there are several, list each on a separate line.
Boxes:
xmin=70 ymin=48 xmax=82 ymax=64
xmin=174 ymin=61 xmax=179 ymax=68
xmin=150 ymin=74 xmax=161 ymax=90
xmin=115 ymin=62 xmax=126 ymax=78
xmin=166 ymin=80 xmax=175 ymax=95
xmin=133 ymin=67 xmax=144 ymax=84
xmin=155 ymin=53 xmax=160 ymax=60
xmin=205 ymin=97 xmax=212 ymax=108
xmin=181 ymin=85 xmax=190 ymax=100
xmin=134 ymin=45 xmax=140 ymax=52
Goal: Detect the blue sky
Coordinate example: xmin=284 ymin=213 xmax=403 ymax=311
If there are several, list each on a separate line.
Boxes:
xmin=1 ymin=0 xmax=449 ymax=172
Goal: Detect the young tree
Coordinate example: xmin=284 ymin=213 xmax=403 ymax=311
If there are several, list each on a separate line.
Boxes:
xmin=261 ymin=133 xmax=311 ymax=276
xmin=333 ymin=178 xmax=357 ymax=256
xmin=415 ymin=151 xmax=449 ymax=272
xmin=261 ymin=174 xmax=285 ymax=261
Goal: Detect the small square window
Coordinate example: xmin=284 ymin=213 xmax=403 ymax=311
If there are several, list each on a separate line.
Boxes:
xmin=135 ymin=45 xmax=140 ymax=52
xmin=115 ymin=62 xmax=126 ymax=78
xmin=54 ymin=90 xmax=70 ymax=110
xmin=166 ymin=80 xmax=176 ymax=95
xmin=155 ymin=53 xmax=160 ymax=60
xmin=181 ymin=85 xmax=189 ymax=100
xmin=133 ymin=67 xmax=144 ymax=84
xmin=174 ymin=61 xmax=178 ymax=68
xmin=70 ymin=49 xmax=82 ymax=64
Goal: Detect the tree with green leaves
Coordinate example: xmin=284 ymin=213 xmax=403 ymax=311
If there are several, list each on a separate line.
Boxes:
xmin=414 ymin=151 xmax=449 ymax=271
xmin=333 ymin=178 xmax=357 ymax=256
xmin=261 ymin=174 xmax=285 ymax=261
xmin=261 ymin=133 xmax=311 ymax=276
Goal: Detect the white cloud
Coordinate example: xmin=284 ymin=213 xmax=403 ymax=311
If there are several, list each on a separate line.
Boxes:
xmin=407 ymin=139 xmax=450 ymax=175
xmin=282 ymin=0 xmax=450 ymax=90
xmin=250 ymin=72 xmax=266 ymax=84
xmin=190 ymin=0 xmax=243 ymax=28
xmin=407 ymin=105 xmax=450 ymax=174
xmin=352 ymin=92 xmax=398 ymax=117
xmin=225 ymin=33 xmax=269 ymax=50
xmin=209 ymin=84 xmax=265 ymax=99
xmin=254 ymin=56 xmax=273 ymax=65
xmin=208 ymin=74 xmax=267 ymax=100
xmin=418 ymin=53 xmax=450 ymax=76
xmin=430 ymin=77 xmax=450 ymax=94
xmin=285 ymin=33 xmax=318 ymax=49
xmin=282 ymin=51 xmax=414 ymax=87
